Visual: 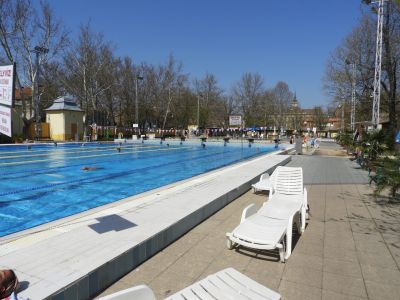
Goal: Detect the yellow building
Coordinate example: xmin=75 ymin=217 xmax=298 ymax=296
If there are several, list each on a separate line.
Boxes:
xmin=45 ymin=96 xmax=84 ymax=141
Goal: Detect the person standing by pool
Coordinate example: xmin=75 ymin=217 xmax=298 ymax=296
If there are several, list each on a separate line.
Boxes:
xmin=274 ymin=138 xmax=279 ymax=148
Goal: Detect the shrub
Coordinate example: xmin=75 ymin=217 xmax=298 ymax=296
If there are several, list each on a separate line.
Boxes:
xmin=373 ymin=156 xmax=400 ymax=199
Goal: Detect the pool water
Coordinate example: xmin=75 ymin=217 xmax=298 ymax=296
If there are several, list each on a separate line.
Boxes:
xmin=0 ymin=142 xmax=278 ymax=237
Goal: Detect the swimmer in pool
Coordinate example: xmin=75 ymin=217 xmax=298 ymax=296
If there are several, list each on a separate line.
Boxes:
xmin=81 ymin=166 xmax=97 ymax=171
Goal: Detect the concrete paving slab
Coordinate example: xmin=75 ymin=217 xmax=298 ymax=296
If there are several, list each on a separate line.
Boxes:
xmin=364 ymin=280 xmax=400 ymax=300
xmin=322 ymin=290 xmax=367 ymax=300
xmin=322 ymin=272 xmax=367 ymax=298
xmin=279 ymin=280 xmax=322 ymax=300
xmin=323 ymin=258 xmax=363 ymax=278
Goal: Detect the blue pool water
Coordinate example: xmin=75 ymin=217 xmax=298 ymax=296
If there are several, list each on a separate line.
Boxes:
xmin=0 ymin=142 xmax=279 ymax=237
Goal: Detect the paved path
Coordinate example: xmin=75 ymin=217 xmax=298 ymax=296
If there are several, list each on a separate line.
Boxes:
xmin=98 ymin=142 xmax=400 ymax=300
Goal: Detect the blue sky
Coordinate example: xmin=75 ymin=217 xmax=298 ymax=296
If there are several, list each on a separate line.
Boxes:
xmin=50 ymin=0 xmax=364 ymax=108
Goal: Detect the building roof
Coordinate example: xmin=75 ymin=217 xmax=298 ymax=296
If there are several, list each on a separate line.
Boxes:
xmin=15 ymin=87 xmax=32 ymax=100
xmin=45 ymin=96 xmax=84 ymax=112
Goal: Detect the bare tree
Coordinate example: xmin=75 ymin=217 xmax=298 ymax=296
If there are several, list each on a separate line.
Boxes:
xmin=232 ymin=72 xmax=264 ymax=127
xmin=325 ymin=2 xmax=400 ymax=135
xmin=312 ymin=106 xmax=326 ymax=131
xmin=194 ymin=73 xmax=223 ymax=128
xmin=0 ymin=0 xmax=68 ymax=136
xmin=61 ymin=23 xmax=115 ymax=132
xmin=271 ymin=81 xmax=293 ymax=129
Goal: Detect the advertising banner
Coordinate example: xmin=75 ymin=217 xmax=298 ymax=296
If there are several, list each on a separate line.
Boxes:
xmin=229 ymin=115 xmax=242 ymax=126
xmin=0 ymin=105 xmax=12 ymax=137
xmin=0 ymin=64 xmax=15 ymax=107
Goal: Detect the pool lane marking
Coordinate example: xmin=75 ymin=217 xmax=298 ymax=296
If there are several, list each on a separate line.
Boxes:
xmin=0 ymin=145 xmax=116 ymax=155
xmin=0 ymin=143 xmax=159 ymax=155
xmin=0 ymin=145 xmax=201 ymax=178
xmin=0 ymin=146 xmax=242 ymax=198
xmin=0 ymin=144 xmax=160 ymax=159
xmin=0 ymin=146 xmax=192 ymax=166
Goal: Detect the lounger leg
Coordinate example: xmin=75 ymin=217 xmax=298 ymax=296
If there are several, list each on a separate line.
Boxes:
xmin=226 ymin=236 xmax=234 ymax=250
xmin=295 ymin=212 xmax=302 ymax=235
xmin=277 ymin=244 xmax=285 ymax=262
xmin=304 ymin=188 xmax=309 ymax=220
xmin=284 ymin=216 xmax=293 ymax=260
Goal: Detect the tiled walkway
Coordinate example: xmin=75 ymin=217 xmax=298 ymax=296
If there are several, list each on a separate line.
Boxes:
xmin=98 ymin=143 xmax=400 ymax=300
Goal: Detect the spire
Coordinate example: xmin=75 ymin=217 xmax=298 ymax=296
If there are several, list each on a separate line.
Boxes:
xmin=291 ymin=92 xmax=298 ymax=108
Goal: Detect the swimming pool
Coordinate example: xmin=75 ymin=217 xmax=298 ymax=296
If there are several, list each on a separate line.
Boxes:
xmin=0 ymin=141 xmax=280 ymax=237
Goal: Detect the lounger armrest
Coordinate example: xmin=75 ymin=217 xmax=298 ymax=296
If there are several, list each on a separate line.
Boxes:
xmin=240 ymin=203 xmax=257 ymax=223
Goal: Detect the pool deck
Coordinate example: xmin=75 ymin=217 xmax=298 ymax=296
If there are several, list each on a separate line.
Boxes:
xmin=98 ymin=142 xmax=400 ymax=300
xmin=0 ymin=149 xmax=291 ymax=299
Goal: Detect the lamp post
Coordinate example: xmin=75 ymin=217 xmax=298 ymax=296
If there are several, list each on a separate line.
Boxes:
xmin=32 ymin=46 xmax=49 ymax=141
xmin=339 ymin=102 xmax=345 ymax=133
xmin=197 ymin=93 xmax=203 ymax=131
xmin=135 ymin=75 xmax=143 ymax=135
xmin=346 ymin=59 xmax=356 ymax=132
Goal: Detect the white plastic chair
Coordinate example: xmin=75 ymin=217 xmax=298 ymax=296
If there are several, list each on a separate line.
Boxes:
xmin=226 ymin=166 xmax=307 ymax=262
xmin=98 ymin=268 xmax=281 ymax=300
xmin=251 ymin=173 xmax=272 ymax=193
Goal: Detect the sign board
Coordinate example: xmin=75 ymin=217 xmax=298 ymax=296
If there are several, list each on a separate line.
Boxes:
xmin=229 ymin=115 xmax=242 ymax=126
xmin=0 ymin=64 xmax=15 ymax=107
xmin=132 ymin=123 xmax=139 ymax=128
xmin=0 ymin=105 xmax=12 ymax=137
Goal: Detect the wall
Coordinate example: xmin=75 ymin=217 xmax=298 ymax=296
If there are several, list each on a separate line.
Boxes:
xmin=46 ymin=110 xmax=84 ymax=141
xmin=47 ymin=112 xmax=65 ymax=141
xmin=64 ymin=111 xmax=84 ymax=140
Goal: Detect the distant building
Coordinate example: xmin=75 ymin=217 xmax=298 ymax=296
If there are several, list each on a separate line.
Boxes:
xmin=283 ymin=95 xmax=342 ymax=137
xmin=45 ymin=96 xmax=84 ymax=141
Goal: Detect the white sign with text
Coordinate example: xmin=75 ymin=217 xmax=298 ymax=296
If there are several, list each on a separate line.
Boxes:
xmin=0 ymin=105 xmax=12 ymax=137
xmin=0 ymin=64 xmax=15 ymax=107
xmin=229 ymin=115 xmax=242 ymax=126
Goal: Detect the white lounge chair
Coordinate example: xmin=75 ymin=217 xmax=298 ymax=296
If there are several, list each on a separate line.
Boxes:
xmin=251 ymin=173 xmax=272 ymax=193
xmin=98 ymin=268 xmax=281 ymax=300
xmin=226 ymin=166 xmax=307 ymax=262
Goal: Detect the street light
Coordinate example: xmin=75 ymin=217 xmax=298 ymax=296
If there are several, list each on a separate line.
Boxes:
xmin=338 ymin=103 xmax=345 ymax=133
xmin=197 ymin=93 xmax=203 ymax=130
xmin=135 ymin=75 xmax=144 ymax=135
xmin=31 ymin=46 xmax=49 ymax=141
xmin=345 ymin=59 xmax=356 ymax=132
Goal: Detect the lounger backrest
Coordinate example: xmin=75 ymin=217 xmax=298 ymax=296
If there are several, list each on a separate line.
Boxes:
xmin=260 ymin=173 xmax=270 ymax=181
xmin=272 ymin=166 xmax=303 ymax=195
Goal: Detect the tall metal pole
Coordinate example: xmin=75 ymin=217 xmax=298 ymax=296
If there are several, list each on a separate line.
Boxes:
xmin=341 ymin=102 xmax=345 ymax=133
xmin=35 ymin=50 xmax=40 ymax=141
xmin=372 ymin=0 xmax=385 ymax=128
xmin=350 ymin=63 xmax=356 ymax=132
xmin=135 ymin=77 xmax=138 ymax=130
xmin=32 ymin=46 xmax=48 ymax=141
xmin=135 ymin=75 xmax=143 ymax=135
xmin=197 ymin=94 xmax=200 ymax=129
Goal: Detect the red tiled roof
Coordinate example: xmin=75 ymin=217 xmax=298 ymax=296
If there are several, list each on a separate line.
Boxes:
xmin=15 ymin=87 xmax=32 ymax=100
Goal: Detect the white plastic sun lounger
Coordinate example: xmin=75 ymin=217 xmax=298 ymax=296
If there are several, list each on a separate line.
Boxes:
xmin=226 ymin=166 xmax=307 ymax=262
xmin=251 ymin=173 xmax=272 ymax=193
xmin=98 ymin=268 xmax=281 ymax=300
